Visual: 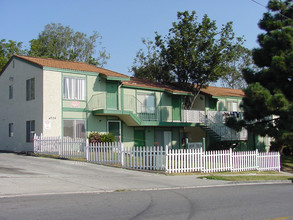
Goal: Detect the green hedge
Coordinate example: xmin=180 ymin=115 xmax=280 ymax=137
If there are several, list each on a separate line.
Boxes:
xmin=88 ymin=132 xmax=115 ymax=144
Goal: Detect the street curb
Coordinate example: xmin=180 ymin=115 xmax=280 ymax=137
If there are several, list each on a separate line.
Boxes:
xmin=1 ymin=180 xmax=291 ymax=199
xmin=227 ymin=179 xmax=293 ymax=185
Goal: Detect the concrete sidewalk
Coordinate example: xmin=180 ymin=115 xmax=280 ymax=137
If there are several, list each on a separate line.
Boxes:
xmin=0 ymin=153 xmax=290 ymax=198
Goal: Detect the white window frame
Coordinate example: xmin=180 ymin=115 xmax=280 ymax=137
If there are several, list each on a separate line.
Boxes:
xmin=137 ymin=93 xmax=155 ymax=114
xmin=63 ymin=119 xmax=86 ymax=138
xmin=63 ymin=77 xmax=86 ymax=101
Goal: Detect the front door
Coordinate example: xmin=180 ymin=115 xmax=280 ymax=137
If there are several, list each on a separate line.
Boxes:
xmin=106 ymin=81 xmax=118 ymax=109
xmin=134 ymin=129 xmax=145 ymax=147
xmin=164 ymin=131 xmax=172 ymax=149
xmin=108 ymin=121 xmax=121 ymax=142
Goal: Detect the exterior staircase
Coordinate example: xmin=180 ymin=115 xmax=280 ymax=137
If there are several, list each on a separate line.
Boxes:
xmin=200 ymin=124 xmax=221 ymax=141
xmin=201 ymin=111 xmax=247 ymax=142
xmin=183 ymin=110 xmax=247 ymax=142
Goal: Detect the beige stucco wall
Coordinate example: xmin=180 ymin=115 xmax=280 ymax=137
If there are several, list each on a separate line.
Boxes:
xmin=0 ymin=58 xmax=43 ymax=151
xmin=42 ymin=70 xmax=62 ymax=136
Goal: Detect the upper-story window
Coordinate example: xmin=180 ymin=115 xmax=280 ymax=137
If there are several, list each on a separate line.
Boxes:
xmin=227 ymin=101 xmax=238 ymax=112
xmin=26 ymin=78 xmax=35 ymax=101
xmin=137 ymin=93 xmax=155 ymax=113
xmin=63 ymin=77 xmax=85 ymax=100
xmin=9 ymin=85 xmax=13 ymax=99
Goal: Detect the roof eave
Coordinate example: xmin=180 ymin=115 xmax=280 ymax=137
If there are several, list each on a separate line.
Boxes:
xmin=100 ymin=74 xmax=130 ymax=81
xmin=0 ymin=55 xmax=43 ymax=76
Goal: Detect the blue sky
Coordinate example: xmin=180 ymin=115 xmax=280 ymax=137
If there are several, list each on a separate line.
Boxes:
xmin=0 ymin=0 xmax=268 ymax=75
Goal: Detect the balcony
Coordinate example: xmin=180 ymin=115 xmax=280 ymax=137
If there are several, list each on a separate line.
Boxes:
xmin=88 ymin=93 xmax=248 ymax=141
xmin=88 ymin=93 xmax=185 ymax=126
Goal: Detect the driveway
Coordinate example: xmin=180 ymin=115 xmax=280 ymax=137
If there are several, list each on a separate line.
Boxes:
xmin=0 ymin=153 xmax=227 ymax=198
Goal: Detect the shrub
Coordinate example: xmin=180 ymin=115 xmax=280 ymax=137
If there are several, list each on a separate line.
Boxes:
xmin=88 ymin=132 xmax=115 ymax=144
xmin=88 ymin=132 xmax=102 ymax=144
xmin=100 ymin=133 xmax=115 ymax=143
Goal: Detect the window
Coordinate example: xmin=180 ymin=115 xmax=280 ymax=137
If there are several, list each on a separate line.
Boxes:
xmin=9 ymin=123 xmax=13 ymax=137
xmin=26 ymin=78 xmax=35 ymax=101
xmin=227 ymin=101 xmax=238 ymax=112
xmin=63 ymin=120 xmax=85 ymax=138
xmin=63 ymin=77 xmax=85 ymax=100
xmin=9 ymin=85 xmax=13 ymax=99
xmin=137 ymin=93 xmax=155 ymax=113
xmin=26 ymin=120 xmax=35 ymax=142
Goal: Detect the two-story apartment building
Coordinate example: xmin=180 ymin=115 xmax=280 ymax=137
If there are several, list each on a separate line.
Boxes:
xmin=0 ymin=55 xmax=268 ymax=152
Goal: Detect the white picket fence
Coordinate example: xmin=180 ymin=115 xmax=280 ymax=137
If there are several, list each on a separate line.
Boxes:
xmin=87 ymin=143 xmax=165 ymax=170
xmin=123 ymin=146 xmax=165 ymax=170
xmin=34 ymin=135 xmax=281 ymax=173
xmin=34 ymin=135 xmax=87 ymax=158
xmin=166 ymin=148 xmax=281 ymax=173
xmin=86 ymin=142 xmax=122 ymax=165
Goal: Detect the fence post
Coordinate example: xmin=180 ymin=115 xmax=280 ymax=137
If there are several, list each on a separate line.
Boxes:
xmin=121 ymin=143 xmax=125 ymax=168
xmin=86 ymin=139 xmax=89 ymax=161
xmin=33 ymin=134 xmax=37 ymax=153
xmin=165 ymin=145 xmax=169 ymax=173
xmin=256 ymin=149 xmax=259 ymax=171
xmin=200 ymin=147 xmax=203 ymax=172
xmin=229 ymin=148 xmax=233 ymax=172
xmin=278 ymin=152 xmax=281 ymax=172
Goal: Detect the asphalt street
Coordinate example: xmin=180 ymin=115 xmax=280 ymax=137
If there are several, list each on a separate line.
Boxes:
xmin=1 ymin=184 xmax=292 ymax=220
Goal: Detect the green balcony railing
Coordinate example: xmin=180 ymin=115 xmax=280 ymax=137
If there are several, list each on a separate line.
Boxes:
xmin=89 ymin=93 xmax=182 ymax=123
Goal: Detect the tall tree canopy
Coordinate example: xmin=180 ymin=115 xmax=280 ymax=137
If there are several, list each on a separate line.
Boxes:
xmin=29 ymin=23 xmax=110 ymax=66
xmin=132 ymin=11 xmax=245 ymax=108
xmin=230 ymin=0 xmax=293 ymax=153
xmin=131 ymin=38 xmax=170 ymax=82
xmin=218 ymin=46 xmax=254 ymax=89
xmin=0 ymin=39 xmax=25 ymax=71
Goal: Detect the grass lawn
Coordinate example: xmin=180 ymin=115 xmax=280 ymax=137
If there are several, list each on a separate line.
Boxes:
xmin=281 ymin=155 xmax=293 ymax=173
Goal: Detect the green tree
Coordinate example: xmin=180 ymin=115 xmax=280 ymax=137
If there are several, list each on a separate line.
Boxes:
xmin=229 ymin=0 xmax=293 ymax=154
xmin=28 ymin=23 xmax=110 ymax=67
xmin=218 ymin=46 xmax=255 ymax=89
xmin=133 ymin=11 xmax=245 ymax=108
xmin=131 ymin=38 xmax=171 ymax=83
xmin=0 ymin=39 xmax=25 ymax=71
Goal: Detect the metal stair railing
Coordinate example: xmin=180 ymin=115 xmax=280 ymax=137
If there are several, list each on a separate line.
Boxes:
xmin=199 ymin=111 xmax=247 ymax=141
